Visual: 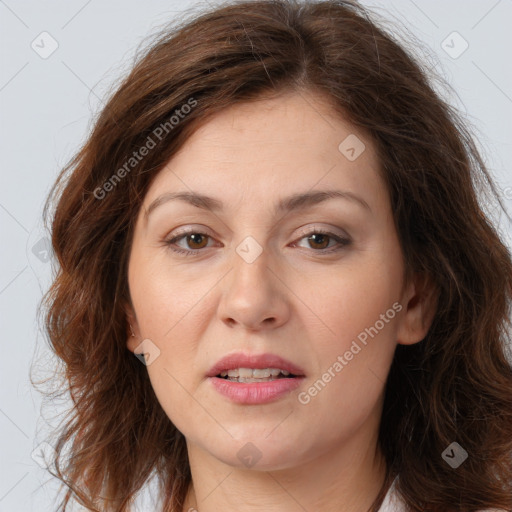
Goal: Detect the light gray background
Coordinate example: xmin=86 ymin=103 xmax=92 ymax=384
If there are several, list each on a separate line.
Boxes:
xmin=1 ymin=1 xmax=511 ymax=510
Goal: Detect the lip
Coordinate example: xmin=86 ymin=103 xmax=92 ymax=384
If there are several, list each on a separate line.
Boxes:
xmin=207 ymin=352 xmax=306 ymax=405
xmin=209 ymin=376 xmax=305 ymax=404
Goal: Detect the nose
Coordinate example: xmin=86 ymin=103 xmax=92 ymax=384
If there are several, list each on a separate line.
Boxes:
xmin=218 ymin=244 xmax=290 ymax=331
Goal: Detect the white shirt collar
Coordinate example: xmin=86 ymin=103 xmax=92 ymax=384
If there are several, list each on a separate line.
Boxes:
xmin=377 ymin=477 xmax=407 ymax=512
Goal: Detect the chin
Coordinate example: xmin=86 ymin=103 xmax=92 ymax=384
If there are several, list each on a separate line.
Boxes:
xmin=207 ymin=434 xmax=306 ymax=471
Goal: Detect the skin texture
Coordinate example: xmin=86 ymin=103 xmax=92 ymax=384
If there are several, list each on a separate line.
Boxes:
xmin=126 ymin=91 xmax=436 ymax=512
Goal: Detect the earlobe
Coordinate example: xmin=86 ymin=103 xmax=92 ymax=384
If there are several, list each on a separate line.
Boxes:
xmin=397 ymin=274 xmax=438 ymax=346
xmin=124 ymin=304 xmax=140 ymax=352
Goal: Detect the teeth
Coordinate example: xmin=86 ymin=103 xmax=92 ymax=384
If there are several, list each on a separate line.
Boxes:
xmin=239 ymin=377 xmax=272 ymax=383
xmin=227 ymin=376 xmax=281 ymax=383
xmin=253 ymin=369 xmax=271 ymax=378
xmin=219 ymin=368 xmax=292 ymax=378
xmin=238 ymin=368 xmax=253 ymax=378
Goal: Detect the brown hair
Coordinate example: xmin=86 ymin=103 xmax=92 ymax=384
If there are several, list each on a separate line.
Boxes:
xmin=40 ymin=0 xmax=512 ymax=510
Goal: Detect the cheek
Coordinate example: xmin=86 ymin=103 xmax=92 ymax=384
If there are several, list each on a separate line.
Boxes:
xmin=129 ymin=249 xmax=214 ymax=339
xmin=144 ymin=360 xmax=202 ymax=440
xmin=294 ymin=270 xmax=401 ymax=444
xmin=131 ymin=279 xmax=207 ymax=377
xmin=128 ymin=250 xmax=220 ymax=414
xmin=304 ymin=257 xmax=403 ymax=346
xmin=299 ymin=245 xmax=403 ymax=411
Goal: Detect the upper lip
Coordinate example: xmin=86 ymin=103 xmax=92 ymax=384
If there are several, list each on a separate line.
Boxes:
xmin=207 ymin=352 xmax=306 ymax=377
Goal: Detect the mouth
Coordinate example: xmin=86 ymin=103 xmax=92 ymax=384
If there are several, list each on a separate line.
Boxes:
xmin=207 ymin=352 xmax=306 ymax=403
xmin=208 ymin=357 xmax=306 ymax=404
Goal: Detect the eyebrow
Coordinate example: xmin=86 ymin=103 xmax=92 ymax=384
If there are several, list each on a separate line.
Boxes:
xmin=144 ymin=189 xmax=371 ymax=219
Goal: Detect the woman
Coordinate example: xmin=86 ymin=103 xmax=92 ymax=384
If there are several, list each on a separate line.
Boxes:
xmin=41 ymin=0 xmax=512 ymax=510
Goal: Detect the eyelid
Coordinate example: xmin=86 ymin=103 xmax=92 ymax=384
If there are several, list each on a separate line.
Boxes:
xmin=166 ymin=224 xmax=349 ymax=241
xmin=295 ymin=224 xmax=350 ymax=240
xmin=169 ymin=225 xmax=215 ymax=238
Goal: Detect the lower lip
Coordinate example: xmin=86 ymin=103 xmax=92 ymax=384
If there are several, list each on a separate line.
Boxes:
xmin=209 ymin=376 xmax=305 ymax=404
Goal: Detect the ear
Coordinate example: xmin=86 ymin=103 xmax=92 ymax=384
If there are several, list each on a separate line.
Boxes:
xmin=125 ymin=303 xmax=141 ymax=353
xmin=396 ymin=273 xmax=438 ymax=346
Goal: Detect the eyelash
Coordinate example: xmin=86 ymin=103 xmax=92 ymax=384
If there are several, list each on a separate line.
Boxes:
xmin=164 ymin=228 xmax=351 ymax=257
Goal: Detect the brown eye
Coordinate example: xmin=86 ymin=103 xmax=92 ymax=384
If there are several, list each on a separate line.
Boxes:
xmin=293 ymin=230 xmax=351 ymax=254
xmin=165 ymin=231 xmax=215 ymax=256
xmin=185 ymin=233 xmax=210 ymax=249
xmin=166 ymin=229 xmax=350 ymax=257
xmin=307 ymin=233 xmax=331 ymax=250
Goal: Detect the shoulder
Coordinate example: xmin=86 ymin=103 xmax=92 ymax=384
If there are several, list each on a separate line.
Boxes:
xmin=377 ymin=478 xmax=509 ymax=512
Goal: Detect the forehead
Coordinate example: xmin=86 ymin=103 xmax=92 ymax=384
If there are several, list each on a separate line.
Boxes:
xmin=143 ymin=91 xmax=385 ymax=212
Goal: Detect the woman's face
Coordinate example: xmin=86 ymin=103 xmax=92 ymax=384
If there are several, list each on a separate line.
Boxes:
xmin=127 ymin=90 xmax=427 ymax=471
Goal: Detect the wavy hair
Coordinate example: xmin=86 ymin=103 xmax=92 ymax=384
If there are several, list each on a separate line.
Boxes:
xmin=40 ymin=0 xmax=512 ymax=510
